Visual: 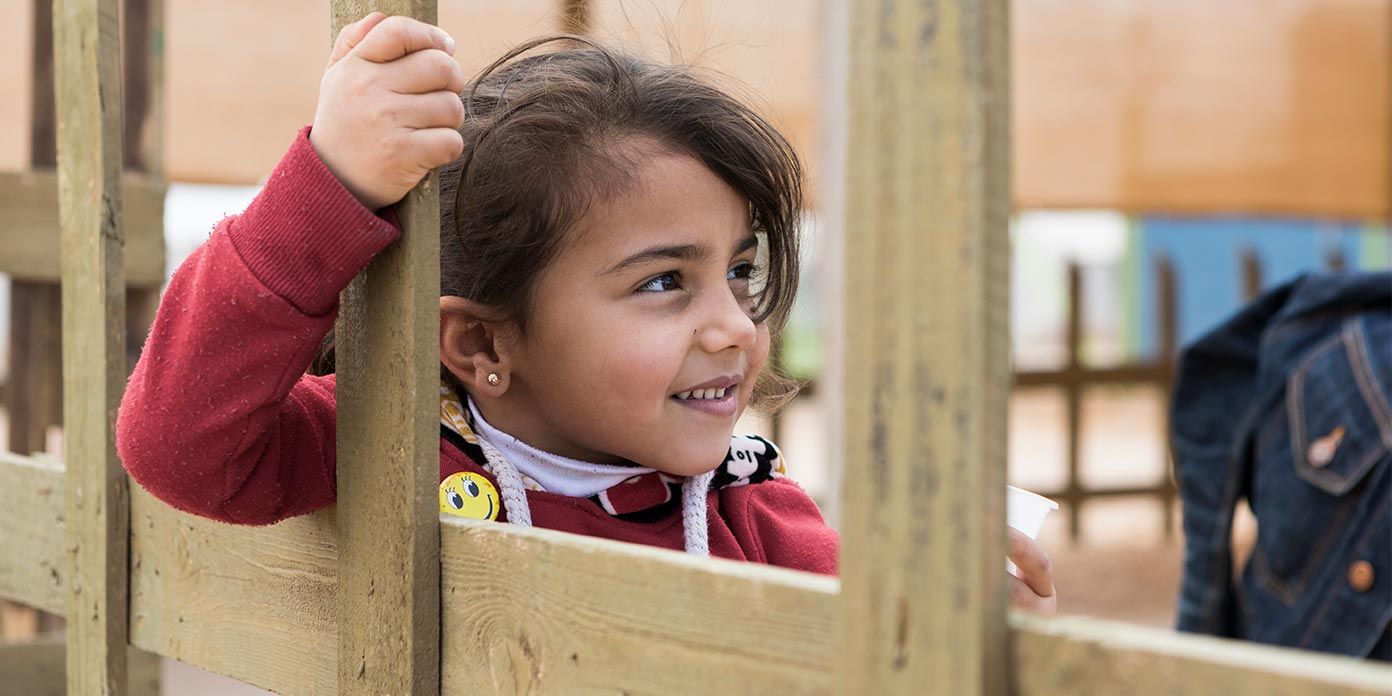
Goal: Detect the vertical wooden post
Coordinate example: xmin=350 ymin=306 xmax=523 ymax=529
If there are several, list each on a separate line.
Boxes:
xmin=1240 ymin=247 xmax=1262 ymax=301
xmin=1156 ymin=256 xmax=1178 ymax=541
xmin=54 ymin=0 xmax=129 ymax=693
xmin=1062 ymin=264 xmax=1083 ymax=540
xmin=8 ymin=0 xmax=64 ymax=461
xmin=838 ymin=0 xmax=1010 ymax=693
xmin=122 ymin=0 xmax=165 ymax=375
xmin=329 ymin=3 xmax=441 ymax=695
xmin=559 ymin=0 xmax=591 ymax=35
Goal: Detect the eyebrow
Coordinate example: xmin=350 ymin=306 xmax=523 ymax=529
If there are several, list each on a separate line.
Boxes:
xmin=603 ymin=235 xmax=758 ymax=276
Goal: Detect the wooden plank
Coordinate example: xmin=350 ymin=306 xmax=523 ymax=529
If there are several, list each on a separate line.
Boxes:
xmin=54 ymin=0 xmax=129 ymax=692
xmin=127 ymin=488 xmax=338 ymax=695
xmin=0 ymin=170 xmax=165 ymax=286
xmin=0 ymin=454 xmax=65 ymax=614
xmin=30 ymin=0 xmax=55 ymax=169
xmin=440 ymin=518 xmax=839 ymax=694
xmin=124 ymin=494 xmax=841 ymax=695
xmin=122 ymin=0 xmax=161 ymax=174
xmin=838 ymin=0 xmax=1011 ymax=693
xmin=1012 ymin=614 xmax=1392 ymax=696
xmin=0 ymin=638 xmax=161 ymax=696
xmin=328 ymin=3 xmax=441 ymax=695
xmin=4 ymin=283 xmax=61 ymax=456
xmin=1013 ymin=364 xmax=1168 ymax=387
xmin=559 ymin=0 xmax=590 ymax=34
xmin=123 ymin=489 xmax=1392 ymax=696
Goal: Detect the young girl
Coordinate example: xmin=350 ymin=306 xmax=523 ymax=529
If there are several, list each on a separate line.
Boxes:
xmin=117 ymin=13 xmax=1055 ymax=612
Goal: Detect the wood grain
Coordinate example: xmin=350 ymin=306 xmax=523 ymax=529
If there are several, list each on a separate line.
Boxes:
xmin=328 ymin=4 xmax=442 ymax=694
xmin=54 ymin=0 xmax=130 ymax=692
xmin=1012 ymin=613 xmax=1392 ymax=696
xmin=0 ymin=453 xmax=66 ymax=614
xmin=127 ymin=487 xmax=339 ymax=695
xmin=838 ymin=0 xmax=1011 ymax=693
xmin=0 ymin=170 xmax=165 ymax=286
xmin=439 ymin=518 xmax=840 ymax=694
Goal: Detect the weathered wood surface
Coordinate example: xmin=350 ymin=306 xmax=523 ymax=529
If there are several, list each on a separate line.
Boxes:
xmin=54 ymin=0 xmax=129 ymax=692
xmin=0 ymin=453 xmax=65 ymax=614
xmin=838 ymin=0 xmax=1011 ymax=693
xmin=1013 ymin=614 xmax=1392 ymax=696
xmin=127 ymin=487 xmax=339 ymax=695
xmin=79 ymin=484 xmax=1392 ymax=695
xmin=124 ymin=497 xmax=840 ymax=695
xmin=0 ymin=170 xmax=166 ymax=286
xmin=440 ymin=518 xmax=840 ymax=694
xmin=0 ymin=638 xmax=161 ymax=696
xmin=329 ymin=2 xmax=442 ymax=695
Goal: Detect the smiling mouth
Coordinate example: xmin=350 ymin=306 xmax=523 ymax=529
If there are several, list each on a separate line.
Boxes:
xmin=673 ymin=387 xmax=730 ymax=401
xmin=670 ymin=387 xmax=739 ymax=417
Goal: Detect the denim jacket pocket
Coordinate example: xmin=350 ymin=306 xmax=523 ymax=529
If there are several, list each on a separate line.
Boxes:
xmin=1288 ymin=320 xmax=1391 ymax=496
xmin=1248 ymin=318 xmax=1392 ymax=607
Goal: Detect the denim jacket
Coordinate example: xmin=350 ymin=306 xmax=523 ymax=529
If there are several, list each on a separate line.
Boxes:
xmin=1172 ymin=271 xmax=1391 ymax=658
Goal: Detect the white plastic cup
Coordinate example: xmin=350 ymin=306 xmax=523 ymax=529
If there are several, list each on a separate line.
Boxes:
xmin=1006 ymin=485 xmax=1059 ymax=576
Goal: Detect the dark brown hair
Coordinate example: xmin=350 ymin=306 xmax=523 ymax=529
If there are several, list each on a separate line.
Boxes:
xmin=438 ymin=36 xmax=805 ymax=408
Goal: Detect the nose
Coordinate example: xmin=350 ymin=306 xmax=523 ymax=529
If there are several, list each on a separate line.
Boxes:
xmin=696 ymin=285 xmax=757 ymax=354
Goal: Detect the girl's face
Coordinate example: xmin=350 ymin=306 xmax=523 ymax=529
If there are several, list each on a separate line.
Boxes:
xmin=485 ymin=150 xmax=770 ymax=476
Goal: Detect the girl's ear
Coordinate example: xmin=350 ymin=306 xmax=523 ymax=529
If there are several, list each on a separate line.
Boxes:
xmin=440 ymin=296 xmax=515 ymax=395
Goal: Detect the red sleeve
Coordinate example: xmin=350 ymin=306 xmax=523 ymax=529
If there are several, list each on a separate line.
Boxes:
xmin=116 ymin=127 xmax=400 ymax=525
xmin=721 ymin=479 xmax=841 ymax=576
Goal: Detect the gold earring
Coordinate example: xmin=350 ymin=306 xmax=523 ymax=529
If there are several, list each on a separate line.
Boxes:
xmin=487 ymin=373 xmax=501 ymax=387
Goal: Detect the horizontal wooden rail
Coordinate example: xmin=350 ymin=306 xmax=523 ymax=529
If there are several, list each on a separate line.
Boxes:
xmin=127 ymin=486 xmax=339 ymax=694
xmin=0 ymin=170 xmax=165 ymax=285
xmin=0 ymin=452 xmax=65 ymax=614
xmin=1013 ymin=364 xmax=1169 ymax=388
xmin=4 ymin=457 xmax=1390 ymax=694
xmin=1013 ymin=614 xmax=1392 ymax=696
xmin=441 ymin=519 xmax=839 ymax=693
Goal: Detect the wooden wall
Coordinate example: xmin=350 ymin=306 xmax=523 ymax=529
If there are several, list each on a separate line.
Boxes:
xmin=1013 ymin=0 xmax=1390 ymax=218
xmin=0 ymin=0 xmax=1386 ymax=217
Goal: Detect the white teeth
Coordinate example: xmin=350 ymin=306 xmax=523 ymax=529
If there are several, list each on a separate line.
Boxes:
xmin=675 ymin=387 xmax=730 ymax=400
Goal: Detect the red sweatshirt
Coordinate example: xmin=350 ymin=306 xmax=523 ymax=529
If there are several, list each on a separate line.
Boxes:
xmin=117 ymin=128 xmax=839 ymax=575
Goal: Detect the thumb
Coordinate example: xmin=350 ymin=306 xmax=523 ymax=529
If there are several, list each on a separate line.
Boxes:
xmin=327 ymin=12 xmax=388 ymax=67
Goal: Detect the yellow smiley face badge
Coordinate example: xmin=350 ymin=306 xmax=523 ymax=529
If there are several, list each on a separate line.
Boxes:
xmin=439 ymin=472 xmax=500 ymax=521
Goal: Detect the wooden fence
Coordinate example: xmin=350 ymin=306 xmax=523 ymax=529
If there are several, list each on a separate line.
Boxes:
xmin=1 ymin=0 xmax=1391 ymax=693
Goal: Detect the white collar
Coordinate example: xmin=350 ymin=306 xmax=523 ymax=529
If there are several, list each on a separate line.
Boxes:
xmin=466 ymin=398 xmax=656 ymax=498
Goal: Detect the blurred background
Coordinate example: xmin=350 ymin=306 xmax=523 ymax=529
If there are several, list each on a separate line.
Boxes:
xmin=0 ymin=0 xmax=1388 ymax=692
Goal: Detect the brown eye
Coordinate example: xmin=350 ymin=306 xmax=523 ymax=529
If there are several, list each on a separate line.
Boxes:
xmin=637 ymin=272 xmax=680 ymax=293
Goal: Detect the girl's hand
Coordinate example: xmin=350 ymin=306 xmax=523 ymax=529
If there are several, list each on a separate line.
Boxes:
xmin=310 ymin=13 xmax=468 ymax=211
xmin=1007 ymin=526 xmax=1057 ymax=616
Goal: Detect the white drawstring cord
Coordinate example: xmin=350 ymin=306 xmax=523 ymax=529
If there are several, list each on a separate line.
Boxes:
xmin=475 ymin=435 xmax=533 ymax=528
xmin=476 ymin=431 xmax=714 ymax=555
xmin=680 ymin=470 xmax=715 ymax=556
